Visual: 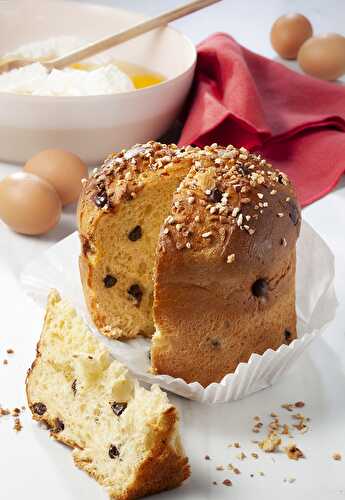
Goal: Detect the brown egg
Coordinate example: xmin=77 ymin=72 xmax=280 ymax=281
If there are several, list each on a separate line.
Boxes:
xmin=0 ymin=172 xmax=61 ymax=235
xmin=298 ymin=33 xmax=345 ymax=80
xmin=24 ymin=149 xmax=88 ymax=206
xmin=271 ymin=13 xmax=313 ymax=59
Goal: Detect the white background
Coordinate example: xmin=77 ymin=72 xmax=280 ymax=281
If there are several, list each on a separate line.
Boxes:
xmin=0 ymin=1 xmax=345 ymax=499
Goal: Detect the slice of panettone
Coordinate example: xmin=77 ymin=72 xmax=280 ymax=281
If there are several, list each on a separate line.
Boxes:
xmin=26 ymin=291 xmax=189 ymax=500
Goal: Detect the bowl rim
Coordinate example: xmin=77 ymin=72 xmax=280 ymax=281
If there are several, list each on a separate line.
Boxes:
xmin=0 ymin=0 xmax=197 ymax=101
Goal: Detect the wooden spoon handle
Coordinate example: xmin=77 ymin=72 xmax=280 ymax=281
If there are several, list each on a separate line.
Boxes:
xmin=48 ymin=0 xmax=220 ymax=70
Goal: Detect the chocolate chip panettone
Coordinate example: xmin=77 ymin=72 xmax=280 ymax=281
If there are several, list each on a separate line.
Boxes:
xmin=26 ymin=291 xmax=190 ymax=500
xmin=78 ymin=141 xmax=301 ymax=386
xmin=78 ymin=142 xmax=192 ymax=338
xmin=152 ymin=145 xmax=301 ymax=386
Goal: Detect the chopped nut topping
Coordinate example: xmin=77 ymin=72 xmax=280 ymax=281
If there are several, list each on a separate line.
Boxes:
xmin=332 ymin=453 xmax=342 ymax=461
xmin=201 ymin=231 xmax=213 ymax=238
xmin=227 ymin=254 xmax=235 ymax=264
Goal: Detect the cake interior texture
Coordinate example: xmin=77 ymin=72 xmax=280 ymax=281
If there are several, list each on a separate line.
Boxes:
xmin=79 ymin=159 xmax=190 ymax=339
xmin=26 ymin=291 xmax=189 ymax=500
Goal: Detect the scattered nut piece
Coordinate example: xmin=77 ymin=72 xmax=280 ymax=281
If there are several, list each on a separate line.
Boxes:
xmin=284 ymin=443 xmax=305 ymax=460
xmin=13 ymin=417 xmax=22 ymax=432
xmin=281 ymin=403 xmax=294 ymax=412
xmin=332 ymin=453 xmax=342 ymax=461
xmin=259 ymin=434 xmax=281 ymax=452
xmin=236 ymin=452 xmax=246 ymax=460
xmin=223 ymin=479 xmax=232 ymax=487
xmin=281 ymin=424 xmax=290 ymax=435
xmin=294 ymin=401 xmax=305 ymax=408
xmin=251 ymin=453 xmax=259 ymax=459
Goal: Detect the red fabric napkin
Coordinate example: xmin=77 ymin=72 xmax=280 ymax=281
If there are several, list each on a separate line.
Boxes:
xmin=179 ymin=33 xmax=345 ymax=206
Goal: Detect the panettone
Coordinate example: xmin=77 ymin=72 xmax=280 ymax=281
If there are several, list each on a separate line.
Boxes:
xmin=26 ymin=291 xmax=190 ymax=500
xmin=78 ymin=142 xmax=301 ymax=386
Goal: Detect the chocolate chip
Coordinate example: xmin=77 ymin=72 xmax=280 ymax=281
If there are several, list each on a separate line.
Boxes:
xmin=252 ymin=279 xmax=269 ymax=299
xmin=287 ymin=200 xmax=300 ymax=226
xmin=94 ymin=190 xmax=108 ymax=208
xmin=103 ymin=274 xmax=117 ymax=288
xmin=209 ymin=188 xmax=223 ymax=203
xmin=32 ymin=403 xmax=47 ymax=416
xmin=238 ymin=164 xmax=250 ymax=176
xmin=211 ymin=338 xmax=221 ymax=348
xmin=71 ymin=379 xmax=77 ymax=396
xmin=128 ymin=284 xmax=143 ymax=305
xmin=110 ymin=402 xmax=127 ymax=417
xmin=284 ymin=329 xmax=292 ymax=343
xmin=128 ymin=225 xmax=142 ymax=241
xmin=54 ymin=418 xmax=64 ymax=433
xmin=278 ymin=174 xmax=284 ymax=184
xmin=109 ymin=444 xmax=120 ymax=459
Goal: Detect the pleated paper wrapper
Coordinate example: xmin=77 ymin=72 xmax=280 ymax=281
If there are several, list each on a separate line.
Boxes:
xmin=21 ymin=220 xmax=337 ymax=404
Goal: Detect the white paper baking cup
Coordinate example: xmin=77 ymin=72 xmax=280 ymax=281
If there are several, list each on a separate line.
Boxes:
xmin=21 ymin=220 xmax=337 ymax=404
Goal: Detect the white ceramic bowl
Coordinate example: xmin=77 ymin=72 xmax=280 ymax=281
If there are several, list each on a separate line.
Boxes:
xmin=0 ymin=0 xmax=196 ymax=164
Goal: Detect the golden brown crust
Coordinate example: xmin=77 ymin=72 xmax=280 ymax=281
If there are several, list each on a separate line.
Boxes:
xmin=152 ymin=144 xmax=301 ymax=386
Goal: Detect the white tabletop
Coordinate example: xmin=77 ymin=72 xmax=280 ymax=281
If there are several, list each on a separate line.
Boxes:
xmin=1 ymin=1 xmax=345 ymax=499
